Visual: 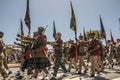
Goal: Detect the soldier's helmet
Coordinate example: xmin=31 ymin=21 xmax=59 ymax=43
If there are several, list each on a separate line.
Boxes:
xmin=38 ymin=27 xmax=44 ymax=31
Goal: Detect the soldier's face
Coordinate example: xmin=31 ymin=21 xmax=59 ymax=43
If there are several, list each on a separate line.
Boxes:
xmin=0 ymin=34 xmax=3 ymax=38
xmin=55 ymin=34 xmax=61 ymax=39
xmin=38 ymin=29 xmax=43 ymax=34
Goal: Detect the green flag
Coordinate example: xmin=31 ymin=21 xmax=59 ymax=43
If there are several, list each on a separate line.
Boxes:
xmin=70 ymin=1 xmax=77 ymax=39
xmin=24 ymin=0 xmax=31 ymax=34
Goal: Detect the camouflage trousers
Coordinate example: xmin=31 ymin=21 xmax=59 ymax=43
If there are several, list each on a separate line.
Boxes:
xmin=53 ymin=57 xmax=67 ymax=77
xmin=106 ymin=54 xmax=113 ymax=68
xmin=3 ymin=57 xmax=9 ymax=70
xmin=0 ymin=56 xmax=8 ymax=79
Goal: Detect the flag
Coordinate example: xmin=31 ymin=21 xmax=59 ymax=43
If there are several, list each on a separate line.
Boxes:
xmin=20 ymin=19 xmax=24 ymax=36
xmin=99 ymin=15 xmax=106 ymax=40
xmin=24 ymin=0 xmax=31 ymax=34
xmin=83 ymin=27 xmax=87 ymax=41
xmin=110 ymin=29 xmax=114 ymax=44
xmin=53 ymin=21 xmax=56 ymax=39
xmin=70 ymin=1 xmax=77 ymax=39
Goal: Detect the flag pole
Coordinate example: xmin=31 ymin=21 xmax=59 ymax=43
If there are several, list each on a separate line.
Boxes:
xmin=119 ymin=18 xmax=120 ymax=32
xmin=75 ymin=30 xmax=77 ymax=41
xmin=70 ymin=1 xmax=77 ymax=41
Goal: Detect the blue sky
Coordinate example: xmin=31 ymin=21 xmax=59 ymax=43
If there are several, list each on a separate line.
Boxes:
xmin=0 ymin=0 xmax=120 ymax=45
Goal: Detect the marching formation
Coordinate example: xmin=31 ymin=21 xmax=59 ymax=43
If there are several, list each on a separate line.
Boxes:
xmin=0 ymin=26 xmax=120 ymax=80
xmin=1 ymin=26 xmax=119 ymax=80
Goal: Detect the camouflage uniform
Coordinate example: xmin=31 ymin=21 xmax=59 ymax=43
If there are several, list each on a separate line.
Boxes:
xmin=52 ymin=33 xmax=67 ymax=77
xmin=106 ymin=40 xmax=114 ymax=68
xmin=63 ymin=44 xmax=70 ymax=65
xmin=0 ymin=39 xmax=8 ymax=79
xmin=116 ymin=40 xmax=120 ymax=63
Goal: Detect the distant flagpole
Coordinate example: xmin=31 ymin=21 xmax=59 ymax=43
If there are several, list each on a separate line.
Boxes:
xmin=70 ymin=1 xmax=77 ymax=41
xmin=119 ymin=18 xmax=120 ymax=32
xmin=53 ymin=20 xmax=56 ymax=40
xmin=110 ymin=29 xmax=114 ymax=44
xmin=24 ymin=0 xmax=31 ymax=35
xmin=20 ymin=19 xmax=24 ymax=36
xmin=99 ymin=15 xmax=106 ymax=42
xmin=83 ymin=27 xmax=87 ymax=41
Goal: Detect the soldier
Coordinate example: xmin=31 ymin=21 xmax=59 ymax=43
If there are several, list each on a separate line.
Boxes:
xmin=68 ymin=40 xmax=78 ymax=72
xmin=22 ymin=27 xmax=55 ymax=80
xmin=52 ymin=32 xmax=68 ymax=78
xmin=15 ymin=32 xmax=38 ymax=79
xmin=106 ymin=40 xmax=114 ymax=68
xmin=116 ymin=39 xmax=120 ymax=64
xmin=77 ymin=34 xmax=88 ymax=74
xmin=97 ymin=40 xmax=104 ymax=71
xmin=0 ymin=31 xmax=8 ymax=80
xmin=62 ymin=43 xmax=70 ymax=65
xmin=88 ymin=32 xmax=101 ymax=77
xmin=1 ymin=32 xmax=12 ymax=75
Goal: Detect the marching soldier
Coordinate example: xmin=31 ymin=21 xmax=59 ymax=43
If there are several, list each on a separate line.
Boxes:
xmin=116 ymin=39 xmax=120 ymax=64
xmin=15 ymin=32 xmax=38 ymax=79
xmin=97 ymin=39 xmax=104 ymax=71
xmin=62 ymin=43 xmax=70 ymax=65
xmin=88 ymin=32 xmax=101 ymax=77
xmin=77 ymin=34 xmax=88 ymax=74
xmin=52 ymin=32 xmax=68 ymax=78
xmin=22 ymin=27 xmax=55 ymax=80
xmin=106 ymin=40 xmax=114 ymax=68
xmin=0 ymin=31 xmax=8 ymax=80
xmin=68 ymin=40 xmax=78 ymax=72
